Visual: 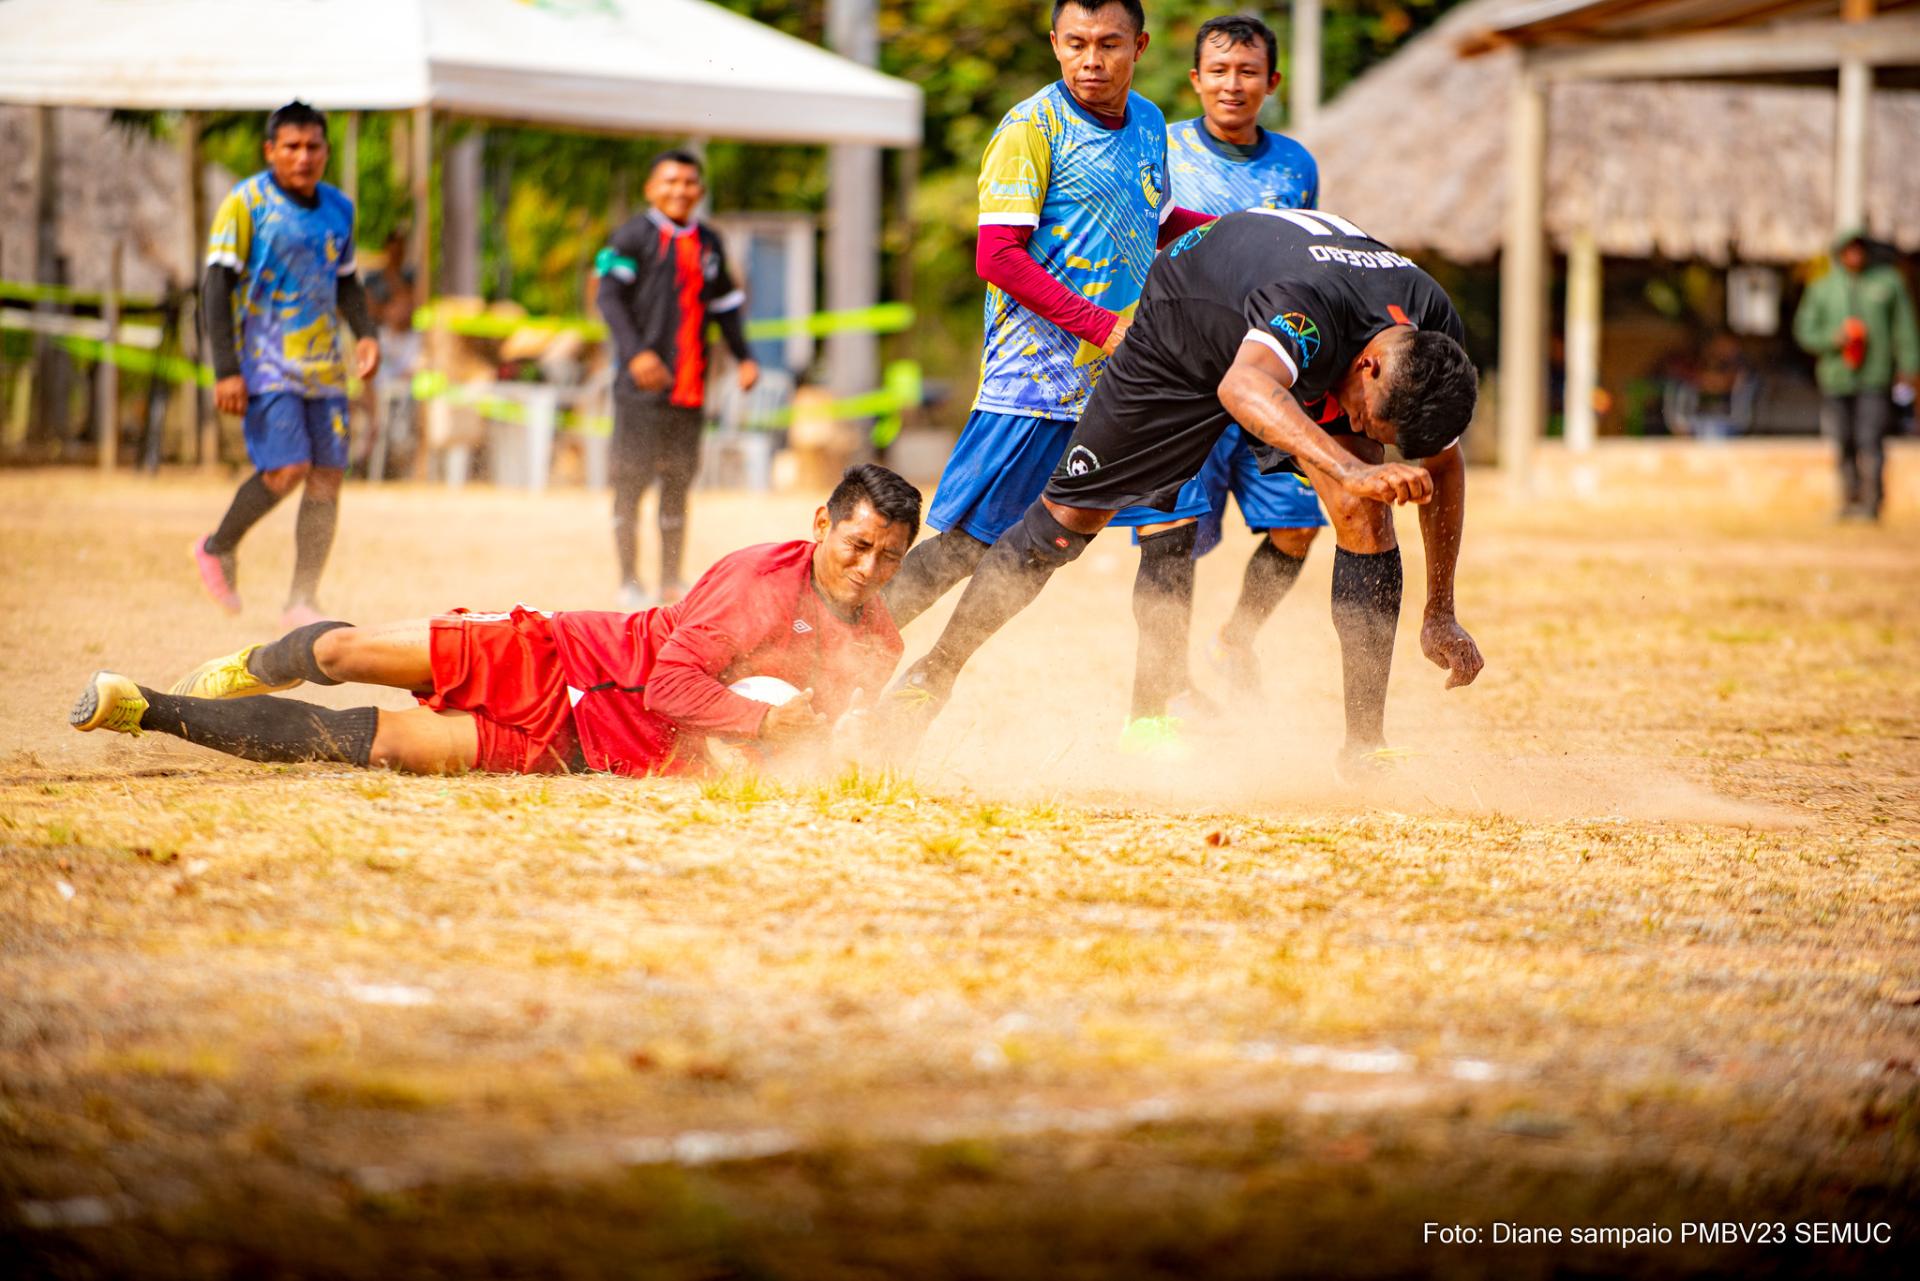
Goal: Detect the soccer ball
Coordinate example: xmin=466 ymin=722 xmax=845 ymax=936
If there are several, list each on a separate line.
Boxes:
xmin=704 ymin=676 xmax=802 ymax=771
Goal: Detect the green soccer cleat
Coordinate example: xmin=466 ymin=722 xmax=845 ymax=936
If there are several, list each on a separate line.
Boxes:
xmin=69 ymin=672 xmax=149 ymax=736
xmin=1118 ymin=714 xmax=1191 ymax=760
xmin=169 ymin=644 xmax=299 ymax=700
xmin=1335 ymin=744 xmax=1420 ymax=786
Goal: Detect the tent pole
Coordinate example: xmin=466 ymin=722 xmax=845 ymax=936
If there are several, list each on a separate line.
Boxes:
xmin=30 ymin=106 xmax=60 ymax=451
xmin=443 ymin=126 xmax=482 ymax=297
xmin=1564 ymin=230 xmax=1600 ymax=455
xmin=1498 ymin=68 xmax=1548 ymax=488
xmin=826 ymin=0 xmax=881 ymax=409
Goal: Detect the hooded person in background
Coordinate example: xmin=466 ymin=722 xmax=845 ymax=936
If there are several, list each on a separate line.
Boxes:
xmin=1793 ymin=230 xmax=1919 ymax=522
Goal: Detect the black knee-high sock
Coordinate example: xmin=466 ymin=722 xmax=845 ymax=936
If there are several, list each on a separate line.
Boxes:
xmin=1130 ymin=524 xmax=1197 ymax=719
xmin=921 ymin=505 xmax=1093 ymax=688
xmin=1221 ymin=539 xmax=1307 ymax=648
xmin=245 ymin=620 xmax=352 ymax=686
xmin=288 ymin=495 xmax=338 ymax=606
xmin=880 ymin=529 xmax=990 ymax=627
xmin=1330 ymin=546 xmax=1403 ymax=751
xmin=137 ymin=688 xmax=378 ymax=765
xmin=611 ymin=474 xmax=642 ymax=587
xmin=206 ymin=472 xmax=283 ymax=555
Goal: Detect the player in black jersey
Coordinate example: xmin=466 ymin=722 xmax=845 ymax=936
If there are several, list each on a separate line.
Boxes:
xmin=883 ymin=208 xmax=1485 ymax=768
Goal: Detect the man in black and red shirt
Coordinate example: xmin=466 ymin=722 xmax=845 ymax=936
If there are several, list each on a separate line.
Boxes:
xmin=884 ymin=209 xmax=1487 ymax=772
xmin=596 ymin=150 xmax=759 ymax=609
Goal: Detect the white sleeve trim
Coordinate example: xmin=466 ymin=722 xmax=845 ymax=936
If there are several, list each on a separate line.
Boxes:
xmin=708 ymin=289 xmax=745 ymax=313
xmin=205 ymin=250 xmax=242 ymax=271
xmin=1241 ymin=329 xmax=1299 ymax=383
xmin=336 ymin=253 xmax=357 ymax=277
xmin=978 ymin=212 xmax=1041 ymax=228
xmin=1159 ymin=200 xmax=1175 ymax=225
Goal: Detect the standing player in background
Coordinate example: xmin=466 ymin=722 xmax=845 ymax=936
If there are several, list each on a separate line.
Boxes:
xmin=1118 ymin=13 xmax=1327 ymax=751
xmin=879 ymin=0 xmax=1213 ymax=627
xmin=191 ymin=102 xmax=379 ymax=629
xmin=597 ymin=151 xmax=759 ymax=611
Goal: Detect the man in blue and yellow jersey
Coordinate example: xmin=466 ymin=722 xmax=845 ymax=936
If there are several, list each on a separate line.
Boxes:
xmin=1118 ymin=13 xmax=1330 ymax=751
xmin=881 ymin=0 xmax=1211 ymax=626
xmin=192 ymin=102 xmax=379 ymax=629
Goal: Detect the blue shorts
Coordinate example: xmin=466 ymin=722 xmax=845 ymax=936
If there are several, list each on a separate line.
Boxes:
xmin=243 ymin=392 xmax=350 ymax=472
xmin=1122 ymin=426 xmax=1325 ymax=554
xmin=927 ymin=409 xmax=1076 ymax=543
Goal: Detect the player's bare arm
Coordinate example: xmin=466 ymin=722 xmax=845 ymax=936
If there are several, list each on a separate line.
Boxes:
xmin=1412 ymin=442 xmax=1484 ymax=689
xmin=1218 ymin=340 xmax=1433 ymax=505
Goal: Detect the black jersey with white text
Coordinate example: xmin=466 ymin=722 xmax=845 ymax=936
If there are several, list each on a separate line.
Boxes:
xmin=1104 ymin=208 xmax=1464 ymax=427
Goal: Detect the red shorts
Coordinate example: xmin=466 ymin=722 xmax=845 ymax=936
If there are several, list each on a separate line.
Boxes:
xmin=423 ymin=607 xmax=579 ymax=774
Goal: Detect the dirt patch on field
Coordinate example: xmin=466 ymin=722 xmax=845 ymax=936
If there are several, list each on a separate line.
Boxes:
xmin=2 ymin=470 xmax=1916 ymax=1277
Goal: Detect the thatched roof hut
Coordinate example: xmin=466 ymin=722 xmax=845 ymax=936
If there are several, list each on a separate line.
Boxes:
xmin=1292 ymin=0 xmax=1920 ymax=266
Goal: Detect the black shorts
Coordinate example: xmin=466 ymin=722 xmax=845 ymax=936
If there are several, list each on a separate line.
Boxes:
xmin=611 ymin=383 xmax=702 ymax=482
xmin=1041 ymin=381 xmax=1324 ymax=514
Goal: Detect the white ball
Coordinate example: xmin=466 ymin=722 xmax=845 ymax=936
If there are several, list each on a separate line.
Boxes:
xmin=728 ymin=675 xmax=801 ymax=706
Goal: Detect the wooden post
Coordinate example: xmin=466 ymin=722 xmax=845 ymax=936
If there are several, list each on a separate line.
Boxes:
xmin=97 ymin=243 xmax=122 ymax=471
xmin=1836 ymin=0 xmax=1876 ymax=233
xmin=442 ymin=126 xmax=482 ymax=297
xmin=1290 ymin=0 xmax=1323 ymax=131
xmin=341 ymin=110 xmax=360 ymax=210
xmin=1498 ymin=70 xmax=1548 ymax=486
xmin=1564 ymin=230 xmax=1600 ymax=454
xmin=182 ymin=110 xmax=217 ymax=469
xmin=30 ymin=105 xmax=60 ymax=447
xmin=411 ymin=105 xmax=433 ymax=299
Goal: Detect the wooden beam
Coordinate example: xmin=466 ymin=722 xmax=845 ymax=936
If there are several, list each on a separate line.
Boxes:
xmin=1564 ymin=231 xmax=1601 ymax=454
xmin=341 ymin=110 xmax=359 ymax=211
xmin=97 ymin=243 xmax=120 ymax=471
xmin=1290 ymin=0 xmax=1323 ymax=130
xmin=411 ymin=105 xmax=432 ymax=300
xmin=1499 ymin=72 xmax=1548 ymax=485
xmin=1528 ymin=14 xmax=1920 ymax=80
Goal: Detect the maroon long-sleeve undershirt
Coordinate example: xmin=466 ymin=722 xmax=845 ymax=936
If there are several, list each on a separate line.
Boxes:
xmin=974 ymin=205 xmax=1216 ymax=350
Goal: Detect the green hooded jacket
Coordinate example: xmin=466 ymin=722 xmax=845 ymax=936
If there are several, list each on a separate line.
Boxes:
xmin=1792 ymin=257 xmax=1920 ymax=396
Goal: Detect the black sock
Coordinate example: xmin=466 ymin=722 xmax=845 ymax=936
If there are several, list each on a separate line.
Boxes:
xmin=246 ymin=620 xmax=352 ymax=686
xmin=923 ymin=504 xmax=1093 ymax=687
xmin=1221 ymin=539 xmax=1307 ymax=648
xmin=880 ymin=529 xmax=990 ymax=627
xmin=138 ymin=688 xmax=378 ymax=766
xmin=658 ymin=511 xmax=687 ymax=588
xmin=206 ymin=472 xmax=282 ymax=556
xmin=612 ymin=479 xmax=641 ymax=587
xmin=1130 ymin=524 xmax=1197 ymax=719
xmin=1329 ymin=546 xmax=1403 ymax=752
xmin=289 ymin=495 xmax=338 ymax=606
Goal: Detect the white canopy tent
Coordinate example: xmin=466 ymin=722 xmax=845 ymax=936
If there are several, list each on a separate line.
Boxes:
xmin=0 ymin=0 xmax=921 ymax=462
xmin=0 ymin=0 xmax=922 ymax=146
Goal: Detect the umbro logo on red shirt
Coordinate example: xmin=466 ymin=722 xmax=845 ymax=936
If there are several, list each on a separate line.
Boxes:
xmin=792 ymin=619 xmax=813 ymax=634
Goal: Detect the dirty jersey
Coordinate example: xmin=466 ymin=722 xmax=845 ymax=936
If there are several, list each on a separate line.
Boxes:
xmin=1165 ymin=117 xmax=1318 ymax=216
xmin=973 ymin=81 xmax=1171 ymax=419
xmin=205 ymin=172 xmax=357 ymax=397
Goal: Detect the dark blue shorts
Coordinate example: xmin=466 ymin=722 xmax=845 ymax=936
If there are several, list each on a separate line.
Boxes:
xmin=243 ymin=392 xmax=351 ymax=471
xmin=927 ymin=409 xmax=1076 ymax=543
xmin=1120 ymin=425 xmax=1326 ymax=554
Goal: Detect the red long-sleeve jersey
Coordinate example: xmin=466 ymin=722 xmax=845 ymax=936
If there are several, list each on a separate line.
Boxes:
xmin=547 ymin=540 xmax=902 ymax=776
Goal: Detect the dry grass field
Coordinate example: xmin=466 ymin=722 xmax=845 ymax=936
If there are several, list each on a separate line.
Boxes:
xmin=2 ymin=462 xmax=1916 ymax=1279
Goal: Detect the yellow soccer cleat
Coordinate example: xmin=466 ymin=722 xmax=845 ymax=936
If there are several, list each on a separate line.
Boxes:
xmin=69 ymin=671 xmax=149 ymax=736
xmin=168 ymin=644 xmax=299 ymax=699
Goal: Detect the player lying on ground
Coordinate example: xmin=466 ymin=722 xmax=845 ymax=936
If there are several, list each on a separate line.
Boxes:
xmin=72 ymin=466 xmax=918 ymax=776
xmin=880 ymin=209 xmax=1485 ymax=769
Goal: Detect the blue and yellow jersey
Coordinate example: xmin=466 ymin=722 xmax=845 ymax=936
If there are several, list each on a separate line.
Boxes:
xmin=206 ymin=172 xmax=357 ymax=396
xmin=974 ymin=82 xmax=1170 ymax=419
xmin=1165 ymin=117 xmax=1317 ymax=218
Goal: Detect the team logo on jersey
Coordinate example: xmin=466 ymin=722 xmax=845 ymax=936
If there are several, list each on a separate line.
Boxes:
xmin=1167 ymin=221 xmax=1214 ymax=258
xmin=703 ymin=249 xmax=721 ymax=281
xmin=791 ymin=619 xmax=813 ymax=634
xmin=1138 ymin=159 xmax=1164 ymax=211
xmin=1064 ymin=444 xmax=1101 ymax=477
xmin=1270 ymin=311 xmax=1322 ymax=370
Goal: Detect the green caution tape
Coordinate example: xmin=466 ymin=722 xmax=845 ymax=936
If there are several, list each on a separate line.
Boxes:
xmin=412 ymin=300 xmax=913 ymax=342
xmin=0 ymin=279 xmax=165 ymax=312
